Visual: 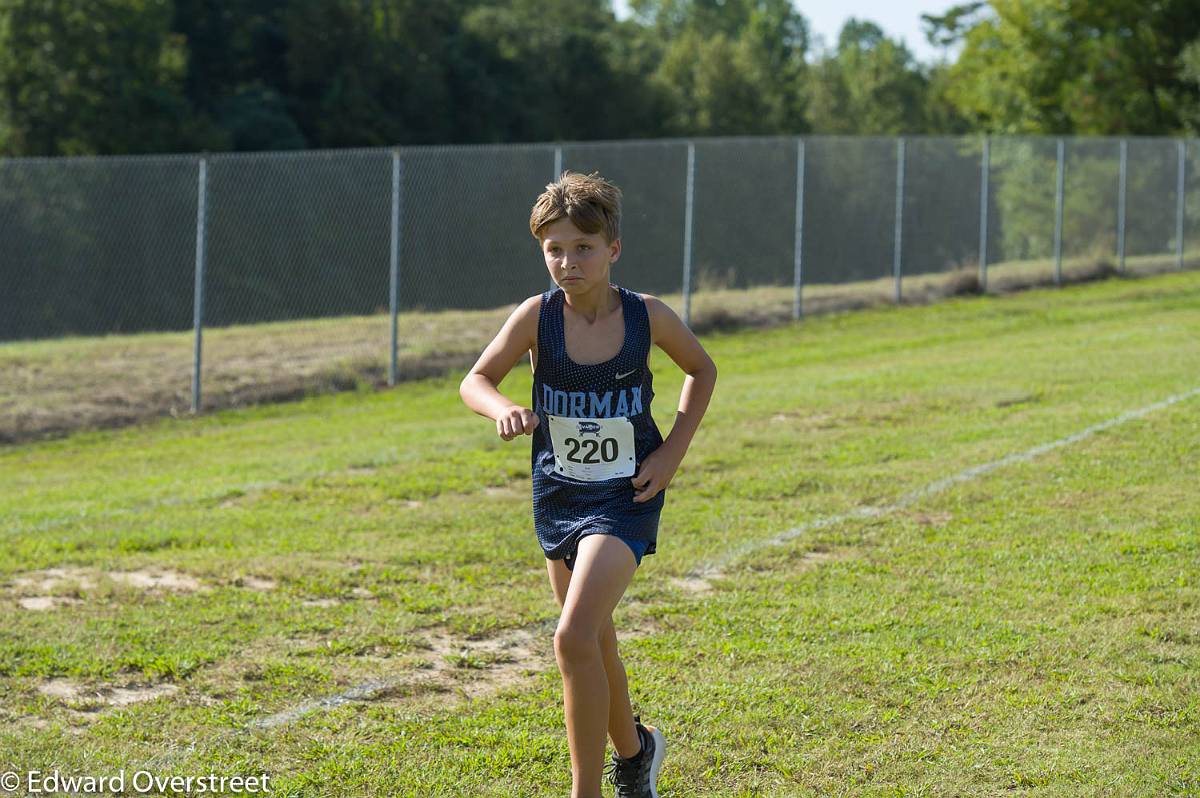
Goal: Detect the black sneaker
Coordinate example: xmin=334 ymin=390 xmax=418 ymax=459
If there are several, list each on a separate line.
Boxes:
xmin=604 ymin=715 xmax=665 ymax=797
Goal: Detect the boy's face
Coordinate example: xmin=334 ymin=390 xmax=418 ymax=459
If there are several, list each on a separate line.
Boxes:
xmin=539 ymin=217 xmax=620 ymax=293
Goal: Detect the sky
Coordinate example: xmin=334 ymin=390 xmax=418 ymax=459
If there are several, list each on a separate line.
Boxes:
xmin=612 ymin=0 xmax=966 ymax=64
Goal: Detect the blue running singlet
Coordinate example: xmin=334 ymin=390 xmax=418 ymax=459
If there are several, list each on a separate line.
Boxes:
xmin=532 ymin=285 xmax=666 ymax=566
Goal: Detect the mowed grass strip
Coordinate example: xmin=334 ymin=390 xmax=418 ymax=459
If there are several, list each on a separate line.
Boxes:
xmin=343 ymin=399 xmax=1197 ymax=797
xmin=0 ymin=270 xmax=1197 ymax=794
xmin=4 ymin=250 xmax=1192 ymax=447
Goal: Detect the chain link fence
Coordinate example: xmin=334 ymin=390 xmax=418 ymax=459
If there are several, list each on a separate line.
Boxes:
xmin=2 ymin=135 xmax=1197 ymax=443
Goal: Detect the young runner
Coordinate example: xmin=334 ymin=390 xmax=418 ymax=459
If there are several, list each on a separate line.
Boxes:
xmin=460 ymin=170 xmax=716 ymax=798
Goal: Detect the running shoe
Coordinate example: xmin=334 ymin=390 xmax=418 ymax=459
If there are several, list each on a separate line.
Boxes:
xmin=604 ymin=715 xmax=665 ymax=798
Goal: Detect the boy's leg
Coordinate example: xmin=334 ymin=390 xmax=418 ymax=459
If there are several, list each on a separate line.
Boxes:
xmin=551 ymin=535 xmax=639 ymax=798
xmin=547 ymin=557 xmax=641 ymax=759
xmin=598 ymin=617 xmax=641 ymax=759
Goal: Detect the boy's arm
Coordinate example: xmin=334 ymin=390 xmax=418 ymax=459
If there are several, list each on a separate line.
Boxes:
xmin=632 ymin=295 xmax=717 ymax=501
xmin=645 ymin=296 xmax=717 ymax=457
xmin=459 ymin=295 xmax=541 ymax=440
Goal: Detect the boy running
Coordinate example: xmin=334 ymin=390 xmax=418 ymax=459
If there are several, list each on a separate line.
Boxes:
xmin=460 ymin=170 xmax=716 ymax=798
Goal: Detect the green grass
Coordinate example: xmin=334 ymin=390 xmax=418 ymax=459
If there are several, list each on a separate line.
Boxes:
xmin=1 ymin=270 xmax=1198 ymax=795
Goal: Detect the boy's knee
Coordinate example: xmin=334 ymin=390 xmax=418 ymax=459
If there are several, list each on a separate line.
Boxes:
xmin=554 ymin=619 xmax=601 ymax=663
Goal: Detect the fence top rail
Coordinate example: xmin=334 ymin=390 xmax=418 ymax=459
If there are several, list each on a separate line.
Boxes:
xmin=0 ymin=134 xmax=1195 ymax=167
xmin=0 ymin=152 xmax=201 ymax=167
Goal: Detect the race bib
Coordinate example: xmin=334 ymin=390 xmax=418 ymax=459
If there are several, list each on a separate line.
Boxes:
xmin=546 ymin=414 xmax=636 ymax=482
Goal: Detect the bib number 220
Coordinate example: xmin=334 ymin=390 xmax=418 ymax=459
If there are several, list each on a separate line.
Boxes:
xmin=564 ymin=436 xmax=619 ymax=464
xmin=546 ymin=415 xmax=636 ymax=482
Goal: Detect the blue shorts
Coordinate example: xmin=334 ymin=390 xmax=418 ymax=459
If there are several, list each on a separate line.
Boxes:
xmin=563 ymin=533 xmax=650 ymax=570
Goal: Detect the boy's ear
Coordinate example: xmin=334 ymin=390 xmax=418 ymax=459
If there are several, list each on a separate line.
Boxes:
xmin=608 ymin=237 xmax=621 ymax=263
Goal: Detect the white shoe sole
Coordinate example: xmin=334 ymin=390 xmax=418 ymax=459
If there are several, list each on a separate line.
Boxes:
xmin=645 ymin=725 xmax=665 ymax=798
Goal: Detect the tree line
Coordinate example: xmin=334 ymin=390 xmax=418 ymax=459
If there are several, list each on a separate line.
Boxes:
xmin=0 ymin=0 xmax=1198 ymax=157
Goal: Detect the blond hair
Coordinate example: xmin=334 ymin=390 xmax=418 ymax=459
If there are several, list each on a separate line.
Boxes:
xmin=529 ymin=170 xmax=622 ymax=243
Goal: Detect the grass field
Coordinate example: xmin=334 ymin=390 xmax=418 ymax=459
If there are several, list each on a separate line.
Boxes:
xmin=2 ymin=269 xmax=1198 ymax=796
xmin=3 ymin=249 xmax=1194 ymax=446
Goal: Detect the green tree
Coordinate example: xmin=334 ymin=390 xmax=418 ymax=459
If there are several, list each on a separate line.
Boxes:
xmin=1179 ymin=37 xmax=1200 ymax=133
xmin=170 ymin=0 xmax=309 ymax=150
xmin=922 ymin=63 xmax=974 ymax=135
xmin=635 ymin=0 xmax=809 ymax=135
xmin=0 ymin=0 xmax=199 ymax=155
xmin=929 ymin=0 xmax=1200 ymax=134
xmin=459 ymin=0 xmax=662 ymax=142
xmin=171 ymin=0 xmax=503 ymax=149
xmin=805 ymin=19 xmax=930 ymax=135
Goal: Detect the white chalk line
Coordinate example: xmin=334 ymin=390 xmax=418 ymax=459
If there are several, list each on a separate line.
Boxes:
xmin=141 ymin=383 xmax=1199 ymax=768
xmin=689 ymin=384 xmax=1200 ymax=579
xmin=11 ymin=475 xmax=356 ymax=536
xmin=248 ymin=618 xmax=559 ymax=731
xmin=137 ymin=617 xmax=561 ymax=771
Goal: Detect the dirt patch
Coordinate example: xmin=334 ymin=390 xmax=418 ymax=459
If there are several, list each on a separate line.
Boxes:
xmin=671 ymin=575 xmax=715 ymax=595
xmin=110 ymin=684 xmax=180 ymax=706
xmin=417 ymin=624 xmax=554 ymax=700
xmin=373 ymin=613 xmax=667 ymax=709
xmin=6 ymin=566 xmax=208 ymax=610
xmin=35 ymin=677 xmax=180 ymax=715
xmin=248 ymin=610 xmax=668 ymax=731
xmin=243 ymin=623 xmax=554 ymax=729
xmin=17 ymin=596 xmax=85 ymax=611
xmin=36 ymin=679 xmax=83 ymax=702
xmin=8 ymin=567 xmax=98 ymax=593
xmin=189 ymin=634 xmax=321 ymax=701
xmin=108 ymin=570 xmax=204 ymax=591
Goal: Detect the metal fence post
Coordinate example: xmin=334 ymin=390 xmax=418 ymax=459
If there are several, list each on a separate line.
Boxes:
xmin=388 ymin=149 xmax=403 ymax=387
xmin=190 ymin=156 xmax=208 ymax=414
xmin=1177 ymin=139 xmax=1187 ymax=271
xmin=1117 ymin=138 xmax=1128 ymax=273
xmin=549 ymin=146 xmax=563 ymax=292
xmin=979 ymin=136 xmax=990 ymax=293
xmin=1053 ymin=138 xmax=1065 ymax=286
xmin=792 ymin=138 xmax=806 ymax=320
xmin=893 ymin=137 xmax=905 ymax=304
xmin=682 ymin=141 xmax=695 ymax=327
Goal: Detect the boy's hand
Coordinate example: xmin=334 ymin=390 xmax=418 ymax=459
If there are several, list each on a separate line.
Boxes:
xmin=497 ymin=406 xmax=539 ymax=441
xmin=631 ymin=444 xmax=682 ymax=503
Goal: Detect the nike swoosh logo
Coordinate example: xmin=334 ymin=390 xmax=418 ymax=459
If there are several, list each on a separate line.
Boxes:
xmin=615 ymin=370 xmax=637 ymax=380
